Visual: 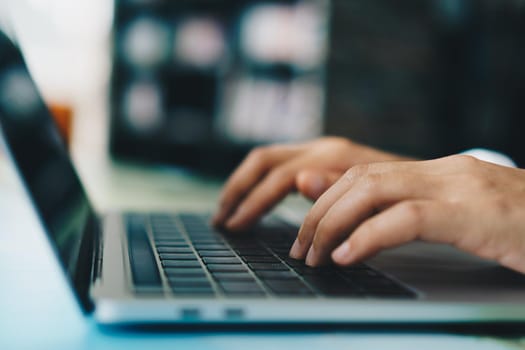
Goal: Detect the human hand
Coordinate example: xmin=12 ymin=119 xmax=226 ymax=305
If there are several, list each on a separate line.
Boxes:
xmin=213 ymin=137 xmax=407 ymax=231
xmin=290 ymin=155 xmax=525 ymax=274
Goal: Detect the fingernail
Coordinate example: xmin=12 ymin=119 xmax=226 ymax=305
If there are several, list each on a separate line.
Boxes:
xmin=305 ymin=246 xmax=317 ymax=266
xmin=289 ymin=238 xmax=302 ymax=259
xmin=332 ymin=241 xmax=353 ymax=265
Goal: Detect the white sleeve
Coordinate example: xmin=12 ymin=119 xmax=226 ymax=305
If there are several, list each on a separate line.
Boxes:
xmin=461 ymin=148 xmax=516 ymax=168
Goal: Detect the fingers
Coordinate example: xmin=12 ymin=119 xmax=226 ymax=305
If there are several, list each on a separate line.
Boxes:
xmin=212 ymin=145 xmax=302 ymax=226
xmin=292 ymin=168 xmax=441 ymax=266
xmin=224 ymin=168 xmax=344 ymax=231
xmin=289 ymin=166 xmax=364 ymax=259
xmin=296 ymin=170 xmax=342 ymax=200
xmin=331 ymin=200 xmax=459 ymax=265
xmin=223 ymin=165 xmax=296 ymax=231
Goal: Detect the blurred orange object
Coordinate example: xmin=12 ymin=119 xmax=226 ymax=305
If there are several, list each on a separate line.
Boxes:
xmin=49 ymin=103 xmax=73 ymax=147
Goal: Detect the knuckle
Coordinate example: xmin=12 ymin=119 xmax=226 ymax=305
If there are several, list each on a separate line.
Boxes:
xmin=399 ymin=201 xmax=426 ymax=231
xmin=451 ymin=154 xmax=480 ymax=169
xmin=344 ymin=164 xmax=369 ymax=182
xmin=247 ymin=146 xmax=269 ymax=163
xmin=356 ymin=173 xmax=382 ymax=197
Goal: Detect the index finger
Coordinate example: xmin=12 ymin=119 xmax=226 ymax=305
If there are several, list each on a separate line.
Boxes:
xmin=291 ymin=161 xmax=436 ymax=260
xmin=213 ymin=145 xmax=302 ymax=226
xmin=305 ymin=172 xmax=440 ymax=266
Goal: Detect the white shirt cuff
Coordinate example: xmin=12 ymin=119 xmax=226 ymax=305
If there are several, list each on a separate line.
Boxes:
xmin=461 ymin=148 xmax=516 ymax=168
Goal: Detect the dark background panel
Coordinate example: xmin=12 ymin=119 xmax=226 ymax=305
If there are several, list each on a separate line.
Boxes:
xmin=326 ymin=0 xmax=525 ymax=165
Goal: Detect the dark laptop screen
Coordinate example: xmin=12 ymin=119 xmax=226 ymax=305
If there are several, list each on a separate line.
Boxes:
xmin=0 ymin=32 xmax=97 ymax=312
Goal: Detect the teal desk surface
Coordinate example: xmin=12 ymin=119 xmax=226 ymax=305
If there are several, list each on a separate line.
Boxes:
xmin=1 ymin=148 xmax=525 ymax=350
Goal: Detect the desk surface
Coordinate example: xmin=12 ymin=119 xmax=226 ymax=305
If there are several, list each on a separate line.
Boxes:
xmin=1 ymin=145 xmax=525 ymax=350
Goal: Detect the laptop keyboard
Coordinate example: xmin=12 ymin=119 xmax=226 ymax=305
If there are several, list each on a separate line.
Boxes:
xmin=126 ymin=213 xmax=416 ymax=299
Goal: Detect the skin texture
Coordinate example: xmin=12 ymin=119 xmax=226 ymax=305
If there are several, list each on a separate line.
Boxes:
xmin=213 ymin=137 xmax=525 ymax=275
xmin=212 ymin=137 xmax=408 ymax=231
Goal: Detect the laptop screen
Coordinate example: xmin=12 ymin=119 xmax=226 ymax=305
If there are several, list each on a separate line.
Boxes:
xmin=0 ymin=31 xmax=97 ymax=312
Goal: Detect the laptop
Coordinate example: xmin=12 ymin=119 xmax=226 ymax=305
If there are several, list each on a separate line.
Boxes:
xmin=1 ymin=31 xmax=525 ymax=326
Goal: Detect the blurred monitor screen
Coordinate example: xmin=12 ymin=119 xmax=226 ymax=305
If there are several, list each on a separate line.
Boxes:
xmin=110 ymin=0 xmax=328 ymax=174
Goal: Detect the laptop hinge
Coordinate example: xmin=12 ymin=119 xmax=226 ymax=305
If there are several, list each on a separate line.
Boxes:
xmin=92 ymin=215 xmax=104 ymax=283
xmin=73 ymin=213 xmax=101 ymax=313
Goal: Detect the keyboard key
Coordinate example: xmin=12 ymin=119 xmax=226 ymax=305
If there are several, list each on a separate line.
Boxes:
xmin=271 ymin=249 xmax=291 ymax=259
xmin=233 ymin=248 xmax=269 ymax=256
xmin=219 ymin=281 xmax=265 ymax=295
xmin=227 ymin=241 xmax=259 ymax=248
xmin=185 ymin=228 xmax=211 ymax=234
xmin=202 ymin=257 xmax=242 ymax=264
xmin=157 ymin=247 xmax=193 ymax=254
xmin=207 ymin=264 xmax=248 ymax=273
xmin=159 ymin=253 xmax=196 ymax=260
xmin=192 ymin=238 xmax=220 ymax=244
xmin=242 ymin=256 xmax=280 ymax=263
xmin=268 ymin=244 xmax=294 ymax=251
xmin=164 ymin=268 xmax=206 ymax=277
xmin=157 ymin=246 xmax=191 ymax=253
xmin=198 ymin=250 xmax=236 ymax=257
xmin=339 ymin=263 xmax=369 ymax=271
xmin=293 ymin=265 xmax=338 ymax=275
xmin=255 ymin=270 xmax=298 ymax=280
xmin=264 ymin=280 xmax=313 ymax=296
xmin=341 ymin=268 xmax=381 ymax=279
xmin=167 ymin=275 xmax=210 ymax=284
xmin=162 ymin=260 xmax=202 ymax=268
xmin=193 ymin=243 xmax=228 ymax=250
xmin=155 ymin=239 xmax=186 ymax=245
xmin=303 ymin=275 xmax=361 ymax=296
xmin=171 ymin=286 xmax=215 ymax=296
xmin=262 ymin=236 xmax=292 ymax=244
xmin=153 ymin=230 xmax=184 ymax=238
xmin=127 ymin=216 xmax=162 ymax=288
xmin=358 ymin=276 xmax=398 ymax=288
xmin=211 ymin=272 xmax=255 ymax=282
xmin=154 ymin=232 xmax=184 ymax=239
xmin=283 ymin=258 xmax=303 ymax=267
xmin=248 ymin=263 xmax=289 ymax=271
xmin=168 ymin=277 xmax=212 ymax=288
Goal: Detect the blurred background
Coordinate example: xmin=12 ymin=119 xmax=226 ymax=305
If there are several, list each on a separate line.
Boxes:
xmin=6 ymin=0 xmax=525 ymax=179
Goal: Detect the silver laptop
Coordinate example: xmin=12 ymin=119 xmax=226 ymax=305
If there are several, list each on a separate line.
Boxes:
xmin=1 ymin=31 xmax=525 ymax=326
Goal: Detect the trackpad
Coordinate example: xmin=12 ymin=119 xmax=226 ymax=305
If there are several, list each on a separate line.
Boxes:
xmin=367 ymin=242 xmax=525 ymax=297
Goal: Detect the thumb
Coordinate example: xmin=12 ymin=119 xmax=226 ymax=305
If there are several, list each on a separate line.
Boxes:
xmin=296 ymin=170 xmax=342 ymax=200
